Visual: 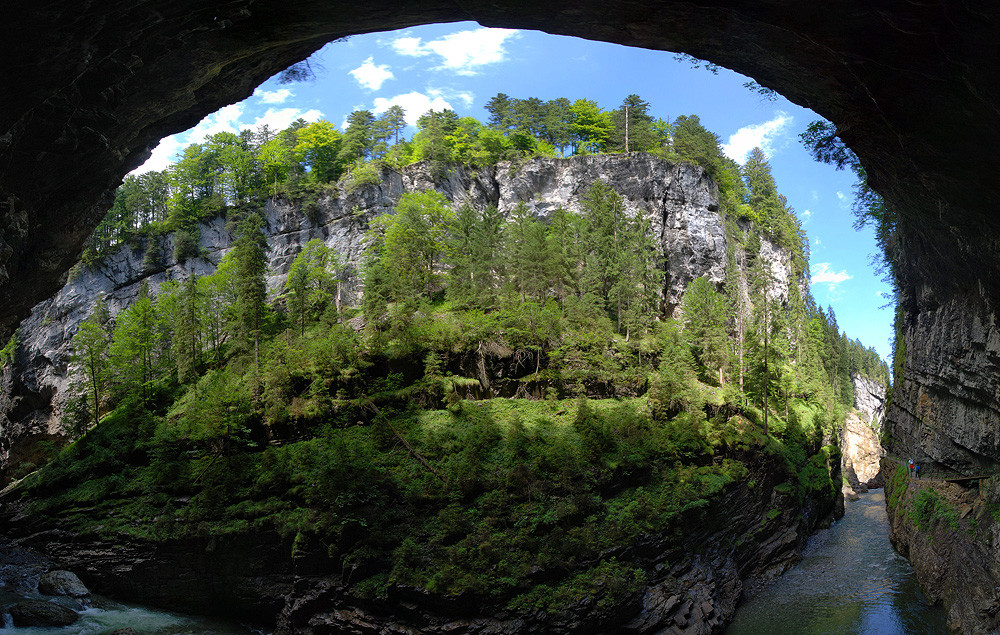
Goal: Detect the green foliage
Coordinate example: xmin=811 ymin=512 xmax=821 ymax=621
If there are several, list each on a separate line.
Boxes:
xmin=46 ymin=94 xmax=886 ymax=626
xmin=0 ymin=329 xmax=18 ymax=368
xmin=909 ymin=488 xmax=959 ymax=531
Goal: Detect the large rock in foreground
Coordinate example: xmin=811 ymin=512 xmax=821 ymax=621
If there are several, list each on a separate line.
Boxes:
xmin=8 ymin=600 xmax=78 ymax=626
xmin=38 ymin=569 xmax=89 ymax=598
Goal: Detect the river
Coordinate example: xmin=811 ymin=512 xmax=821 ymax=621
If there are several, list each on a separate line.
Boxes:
xmin=0 ymin=594 xmax=262 ymax=634
xmin=726 ymin=490 xmax=947 ymax=634
xmin=0 ymin=539 xmax=261 ymax=635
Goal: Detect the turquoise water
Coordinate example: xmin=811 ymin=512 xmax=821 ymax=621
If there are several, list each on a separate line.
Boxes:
xmin=0 ymin=593 xmax=263 ymax=634
xmin=726 ymin=490 xmax=947 ymax=634
xmin=0 ymin=597 xmax=263 ymax=634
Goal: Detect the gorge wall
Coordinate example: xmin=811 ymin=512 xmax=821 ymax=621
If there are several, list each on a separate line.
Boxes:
xmin=0 ymin=154 xmax=796 ymax=480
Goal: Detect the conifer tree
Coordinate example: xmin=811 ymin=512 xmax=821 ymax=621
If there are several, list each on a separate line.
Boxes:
xmin=109 ymin=282 xmax=161 ymax=399
xmin=73 ymin=295 xmax=111 ymax=428
xmin=173 ymin=273 xmax=202 ymax=383
xmin=232 ymin=212 xmax=268 ymax=376
xmin=682 ymin=277 xmax=730 ymax=385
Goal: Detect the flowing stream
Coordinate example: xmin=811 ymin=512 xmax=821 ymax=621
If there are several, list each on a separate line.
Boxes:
xmin=0 ymin=593 xmax=262 ymax=635
xmin=726 ymin=490 xmax=947 ymax=634
xmin=0 ymin=540 xmax=262 ymax=635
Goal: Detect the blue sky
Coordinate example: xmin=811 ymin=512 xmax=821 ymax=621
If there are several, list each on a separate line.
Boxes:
xmin=135 ymin=22 xmax=893 ymax=360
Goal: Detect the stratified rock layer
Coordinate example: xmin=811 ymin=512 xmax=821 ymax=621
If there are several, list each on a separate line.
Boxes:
xmin=887 ymin=295 xmax=1000 ymax=475
xmin=884 ymin=462 xmax=1000 ymax=633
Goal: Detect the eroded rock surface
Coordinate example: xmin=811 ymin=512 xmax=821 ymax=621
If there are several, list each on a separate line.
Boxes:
xmin=885 ymin=463 xmax=1000 ymax=633
xmin=841 ymin=413 xmax=881 ymax=493
xmin=3 ymin=453 xmax=839 ymax=634
xmin=886 ymin=295 xmax=1000 ymax=475
xmin=8 ymin=599 xmax=78 ymax=627
xmin=38 ymin=569 xmax=89 ymax=599
xmin=852 ymin=374 xmax=886 ymax=431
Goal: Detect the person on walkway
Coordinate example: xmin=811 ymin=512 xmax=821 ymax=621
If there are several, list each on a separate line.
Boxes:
xmin=915 ymin=464 xmax=920 ymax=479
xmin=908 ymin=458 xmax=914 ymax=476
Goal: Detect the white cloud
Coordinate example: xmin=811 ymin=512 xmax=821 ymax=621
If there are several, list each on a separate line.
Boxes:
xmin=810 ymin=262 xmax=852 ymax=286
xmin=133 ymin=136 xmax=185 ymax=174
xmin=349 ymin=57 xmax=394 ymax=91
xmin=391 ymin=28 xmax=519 ymax=75
xmin=800 ymin=209 xmax=812 ymax=223
xmin=256 ymin=88 xmax=293 ymax=104
xmin=455 ymin=91 xmax=474 ymax=107
xmin=721 ymin=112 xmax=794 ymax=163
xmin=373 ymin=91 xmax=454 ymax=126
xmin=392 ymin=36 xmax=425 ymax=57
xmin=131 ymin=105 xmax=324 ymax=174
xmin=252 ymin=107 xmax=323 ymax=131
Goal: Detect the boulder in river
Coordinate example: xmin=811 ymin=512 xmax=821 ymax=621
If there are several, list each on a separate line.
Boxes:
xmin=38 ymin=569 xmax=90 ymax=598
xmin=8 ymin=599 xmax=79 ymax=626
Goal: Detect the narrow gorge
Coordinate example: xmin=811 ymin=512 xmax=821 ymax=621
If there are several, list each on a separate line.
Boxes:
xmin=0 ymin=154 xmax=850 ymax=632
xmin=7 ymin=2 xmax=1000 ymax=632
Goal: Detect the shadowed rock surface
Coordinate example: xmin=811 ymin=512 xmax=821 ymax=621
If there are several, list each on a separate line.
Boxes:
xmin=8 ymin=599 xmax=79 ymax=627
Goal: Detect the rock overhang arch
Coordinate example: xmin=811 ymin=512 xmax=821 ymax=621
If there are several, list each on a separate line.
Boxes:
xmin=1 ymin=1 xmax=997 ymax=339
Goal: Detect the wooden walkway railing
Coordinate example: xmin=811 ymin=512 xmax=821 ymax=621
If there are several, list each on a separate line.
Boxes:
xmin=883 ymin=455 xmax=1000 ymax=485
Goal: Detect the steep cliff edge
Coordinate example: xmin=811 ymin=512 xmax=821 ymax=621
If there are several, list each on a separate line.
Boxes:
xmin=884 ymin=461 xmax=1000 ymax=632
xmin=3 ymin=446 xmax=840 ymax=634
xmin=841 ymin=414 xmax=881 ymax=494
xmin=883 ymin=291 xmax=1000 ymax=632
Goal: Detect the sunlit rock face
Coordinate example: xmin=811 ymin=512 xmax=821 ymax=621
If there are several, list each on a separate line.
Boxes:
xmin=852 ymin=373 xmax=886 ymax=431
xmin=2 ymin=155 xmax=758 ymax=477
xmin=841 ymin=414 xmax=881 ymax=492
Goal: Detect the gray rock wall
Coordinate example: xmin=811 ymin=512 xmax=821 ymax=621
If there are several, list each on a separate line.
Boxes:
xmin=886 ymin=294 xmax=1000 ymax=474
xmin=852 ymin=373 xmax=887 ymax=431
xmin=1 ymin=154 xmax=795 ymax=469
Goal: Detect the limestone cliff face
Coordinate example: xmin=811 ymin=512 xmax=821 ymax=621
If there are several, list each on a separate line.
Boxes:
xmin=886 ymin=294 xmax=1000 ymax=475
xmin=1 ymin=154 xmax=799 ymax=476
xmin=883 ymin=293 xmax=1000 ymax=632
xmin=840 ymin=414 xmax=881 ymax=492
xmin=852 ymin=373 xmax=886 ymax=431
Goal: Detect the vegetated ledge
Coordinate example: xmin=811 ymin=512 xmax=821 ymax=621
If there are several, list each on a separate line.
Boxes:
xmin=883 ymin=459 xmax=1000 ymax=633
xmin=1 ymin=420 xmax=842 ymax=633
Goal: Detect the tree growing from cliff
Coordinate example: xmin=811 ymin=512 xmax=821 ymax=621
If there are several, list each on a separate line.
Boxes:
xmin=108 ymin=282 xmax=162 ymax=400
xmin=232 ymin=212 xmax=269 ymax=380
xmin=285 ymin=239 xmax=345 ymax=333
xmin=681 ymin=277 xmax=730 ymax=385
xmin=73 ymin=295 xmax=111 ymax=428
xmin=367 ymin=190 xmax=454 ymax=304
